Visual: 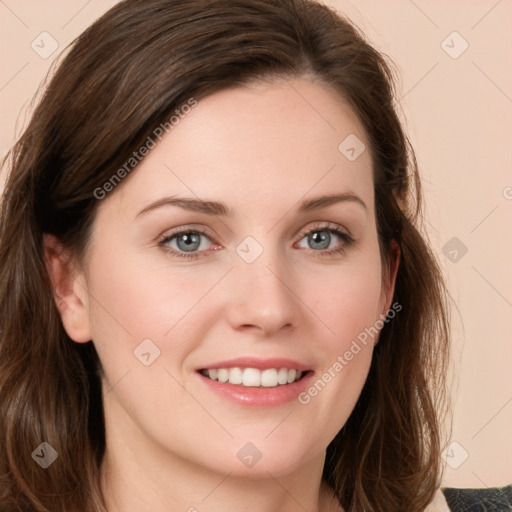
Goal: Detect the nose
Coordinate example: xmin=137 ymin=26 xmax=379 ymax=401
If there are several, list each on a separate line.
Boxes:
xmin=225 ymin=249 xmax=300 ymax=337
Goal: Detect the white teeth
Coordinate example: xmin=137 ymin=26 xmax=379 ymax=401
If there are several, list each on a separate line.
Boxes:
xmin=242 ymin=368 xmax=261 ymax=387
xmin=277 ymin=367 xmax=288 ymax=385
xmin=229 ymin=367 xmax=243 ymax=385
xmin=201 ymin=367 xmax=305 ymax=387
xmin=287 ymin=369 xmax=297 ymax=384
xmin=261 ymin=369 xmax=278 ymax=387
xmin=217 ymin=368 xmax=229 ymax=383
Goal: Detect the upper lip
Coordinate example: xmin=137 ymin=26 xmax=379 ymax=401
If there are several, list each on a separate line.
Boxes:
xmin=197 ymin=357 xmax=311 ymax=372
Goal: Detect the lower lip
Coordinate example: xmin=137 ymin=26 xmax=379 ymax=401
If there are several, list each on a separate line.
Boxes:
xmin=196 ymin=371 xmax=314 ymax=408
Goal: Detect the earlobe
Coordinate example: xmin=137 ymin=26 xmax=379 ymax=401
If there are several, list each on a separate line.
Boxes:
xmin=43 ymin=234 xmax=92 ymax=343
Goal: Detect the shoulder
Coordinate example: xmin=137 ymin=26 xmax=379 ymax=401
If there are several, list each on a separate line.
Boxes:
xmin=440 ymin=484 xmax=512 ymax=511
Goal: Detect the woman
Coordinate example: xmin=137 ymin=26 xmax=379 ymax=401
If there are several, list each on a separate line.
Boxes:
xmin=1 ymin=1 xmax=509 ymax=511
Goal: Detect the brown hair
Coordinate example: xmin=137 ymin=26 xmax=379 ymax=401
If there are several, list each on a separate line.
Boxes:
xmin=0 ymin=1 xmax=451 ymax=510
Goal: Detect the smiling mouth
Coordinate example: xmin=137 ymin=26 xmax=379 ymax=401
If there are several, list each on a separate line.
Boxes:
xmin=199 ymin=367 xmax=308 ymax=388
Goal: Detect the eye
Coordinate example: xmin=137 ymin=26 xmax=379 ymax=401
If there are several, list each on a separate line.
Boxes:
xmin=159 ymin=228 xmax=217 ymax=260
xmin=296 ymin=224 xmax=354 ymax=257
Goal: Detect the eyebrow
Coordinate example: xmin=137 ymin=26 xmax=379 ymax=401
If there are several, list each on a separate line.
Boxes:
xmin=135 ymin=192 xmax=367 ymax=219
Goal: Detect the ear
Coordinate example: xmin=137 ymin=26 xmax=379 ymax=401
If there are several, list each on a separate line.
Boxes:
xmin=379 ymin=238 xmax=400 ymax=317
xmin=43 ymin=234 xmax=92 ymax=343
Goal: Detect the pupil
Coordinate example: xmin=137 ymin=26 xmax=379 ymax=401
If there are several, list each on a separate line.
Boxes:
xmin=310 ymin=231 xmax=330 ymax=250
xmin=178 ymin=233 xmax=200 ymax=252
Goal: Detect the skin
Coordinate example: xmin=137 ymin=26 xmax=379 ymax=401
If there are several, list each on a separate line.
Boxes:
xmin=45 ymin=76 xmax=399 ymax=512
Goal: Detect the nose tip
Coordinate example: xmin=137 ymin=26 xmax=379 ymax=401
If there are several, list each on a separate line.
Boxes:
xmin=226 ymin=258 xmax=298 ymax=336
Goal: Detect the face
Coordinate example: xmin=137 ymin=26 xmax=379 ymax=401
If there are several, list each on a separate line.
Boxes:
xmin=54 ymin=76 xmax=397 ymax=478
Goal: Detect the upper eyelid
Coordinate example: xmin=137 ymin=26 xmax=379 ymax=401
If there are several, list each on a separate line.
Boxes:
xmin=159 ymin=225 xmax=215 ymax=243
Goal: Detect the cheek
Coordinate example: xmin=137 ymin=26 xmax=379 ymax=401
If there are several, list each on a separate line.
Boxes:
xmin=304 ymin=250 xmax=383 ymax=351
xmin=294 ymin=247 xmax=382 ymax=430
xmin=84 ymin=246 xmax=223 ymax=372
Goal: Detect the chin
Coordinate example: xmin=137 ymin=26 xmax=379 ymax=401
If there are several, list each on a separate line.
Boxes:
xmin=202 ymin=438 xmax=317 ymax=479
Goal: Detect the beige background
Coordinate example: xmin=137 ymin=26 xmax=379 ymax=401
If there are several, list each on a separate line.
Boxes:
xmin=1 ymin=0 xmax=511 ymax=489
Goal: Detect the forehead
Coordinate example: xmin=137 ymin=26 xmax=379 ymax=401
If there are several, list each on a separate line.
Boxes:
xmin=100 ymin=76 xmax=373 ymax=220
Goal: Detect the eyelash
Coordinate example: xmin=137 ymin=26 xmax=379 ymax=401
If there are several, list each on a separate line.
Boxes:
xmin=158 ymin=223 xmax=355 ymax=260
